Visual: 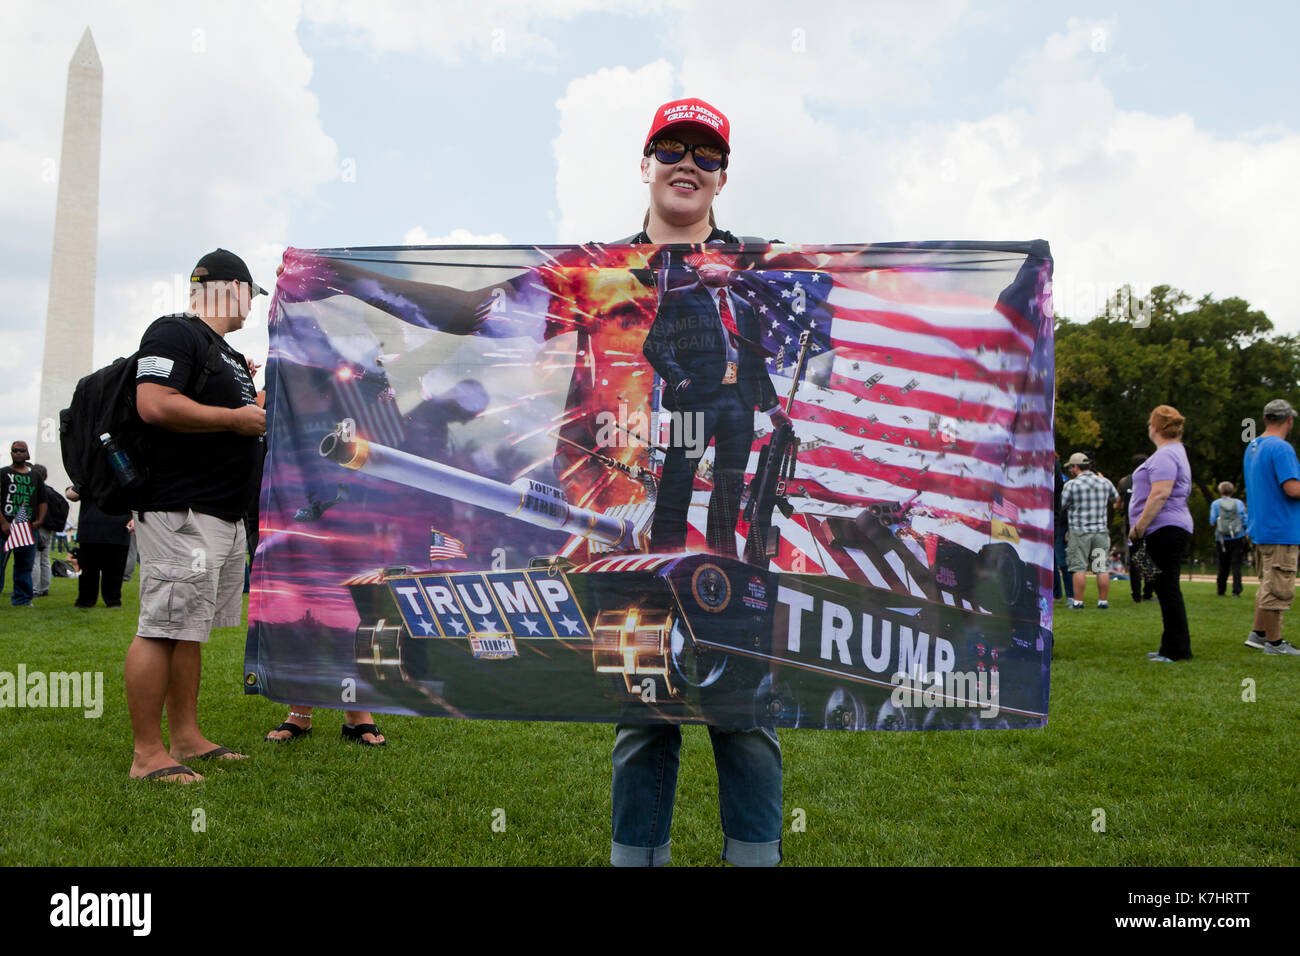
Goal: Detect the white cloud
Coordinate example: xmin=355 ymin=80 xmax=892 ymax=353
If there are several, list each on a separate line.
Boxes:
xmin=302 ymin=0 xmax=642 ymax=63
xmin=0 ymin=1 xmax=337 ymax=452
xmin=874 ymin=17 xmax=1300 ymax=326
xmin=403 ymin=226 xmax=511 ymax=245
xmin=552 ymin=60 xmax=675 ymax=241
xmin=551 ymin=1 xmax=972 ymax=243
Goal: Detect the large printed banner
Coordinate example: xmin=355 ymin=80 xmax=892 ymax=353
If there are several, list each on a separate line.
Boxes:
xmin=244 ymin=240 xmax=1055 ymax=730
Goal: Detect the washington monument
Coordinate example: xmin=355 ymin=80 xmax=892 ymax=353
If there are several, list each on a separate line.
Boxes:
xmin=34 ymin=27 xmax=102 ymax=499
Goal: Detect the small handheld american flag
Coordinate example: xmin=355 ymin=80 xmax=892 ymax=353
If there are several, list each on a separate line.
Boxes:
xmin=4 ymin=506 xmax=34 ymax=552
xmin=429 ymin=529 xmax=467 ymax=561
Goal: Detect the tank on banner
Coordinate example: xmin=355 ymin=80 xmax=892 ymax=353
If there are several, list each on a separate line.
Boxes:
xmin=244 ymin=240 xmax=1056 ymax=730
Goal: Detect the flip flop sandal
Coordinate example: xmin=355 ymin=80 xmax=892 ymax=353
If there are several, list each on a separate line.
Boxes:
xmin=265 ymin=722 xmax=311 ymax=742
xmin=341 ymin=723 xmax=386 ymax=746
xmin=189 ymin=745 xmax=246 ymax=761
xmin=134 ymin=764 xmax=200 ymax=782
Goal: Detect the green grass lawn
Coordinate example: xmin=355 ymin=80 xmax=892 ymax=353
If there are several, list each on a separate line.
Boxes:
xmin=1 ymin=574 xmax=1297 ymax=866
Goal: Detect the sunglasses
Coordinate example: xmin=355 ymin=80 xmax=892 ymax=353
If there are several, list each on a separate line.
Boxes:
xmin=648 ymin=138 xmax=727 ymax=172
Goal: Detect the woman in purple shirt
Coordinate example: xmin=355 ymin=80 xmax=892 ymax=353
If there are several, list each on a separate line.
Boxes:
xmin=1129 ymin=404 xmax=1195 ymax=661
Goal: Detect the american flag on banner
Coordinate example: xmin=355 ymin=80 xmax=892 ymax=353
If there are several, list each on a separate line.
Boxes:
xmin=429 ymin=530 xmax=467 ymax=561
xmin=667 ymin=249 xmax=1054 ymax=586
xmin=332 ymin=365 xmax=406 ymax=447
xmin=4 ymin=507 xmax=34 ymax=551
xmin=991 ymin=492 xmax=1021 ymax=523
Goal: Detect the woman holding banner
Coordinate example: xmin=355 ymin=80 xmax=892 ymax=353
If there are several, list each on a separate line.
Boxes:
xmin=607 ymin=99 xmax=784 ymax=867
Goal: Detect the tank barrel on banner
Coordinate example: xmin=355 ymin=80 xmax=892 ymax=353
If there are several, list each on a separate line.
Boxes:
xmin=319 ymin=423 xmax=634 ymax=549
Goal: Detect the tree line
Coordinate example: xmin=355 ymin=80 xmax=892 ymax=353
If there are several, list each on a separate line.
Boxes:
xmin=1054 ymin=285 xmax=1300 ymax=560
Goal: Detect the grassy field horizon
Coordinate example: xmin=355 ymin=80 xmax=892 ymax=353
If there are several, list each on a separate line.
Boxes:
xmin=1 ymin=575 xmax=1297 ymax=866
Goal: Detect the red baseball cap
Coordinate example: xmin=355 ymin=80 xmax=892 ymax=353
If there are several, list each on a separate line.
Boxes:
xmin=644 ymin=98 xmax=730 ymax=153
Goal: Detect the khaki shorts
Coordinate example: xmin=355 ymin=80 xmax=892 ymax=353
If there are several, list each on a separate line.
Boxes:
xmin=1254 ymin=543 xmax=1298 ymax=612
xmin=134 ymin=509 xmax=246 ymax=642
xmin=1067 ymin=531 xmax=1111 ymax=573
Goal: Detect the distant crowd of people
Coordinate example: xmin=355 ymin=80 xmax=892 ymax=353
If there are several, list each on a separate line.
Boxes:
xmin=1053 ymin=399 xmax=1300 ymax=662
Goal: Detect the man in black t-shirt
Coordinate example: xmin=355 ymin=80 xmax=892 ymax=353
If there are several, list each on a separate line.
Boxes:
xmin=1 ymin=440 xmax=47 ymax=606
xmin=124 ymin=248 xmax=268 ymax=783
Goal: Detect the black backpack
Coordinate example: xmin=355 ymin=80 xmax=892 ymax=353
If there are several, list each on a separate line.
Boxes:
xmin=59 ymin=314 xmax=225 ymax=516
xmin=43 ymin=487 xmax=70 ymax=532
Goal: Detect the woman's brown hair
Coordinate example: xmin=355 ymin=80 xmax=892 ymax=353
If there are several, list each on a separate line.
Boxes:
xmin=1150 ymin=404 xmax=1185 ymax=439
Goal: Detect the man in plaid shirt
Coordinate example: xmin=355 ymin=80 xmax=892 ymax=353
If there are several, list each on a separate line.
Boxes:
xmin=1061 ymin=452 xmax=1119 ymax=608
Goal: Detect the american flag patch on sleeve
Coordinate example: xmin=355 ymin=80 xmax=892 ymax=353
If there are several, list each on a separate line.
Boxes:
xmin=136 ymin=356 xmax=176 ymax=379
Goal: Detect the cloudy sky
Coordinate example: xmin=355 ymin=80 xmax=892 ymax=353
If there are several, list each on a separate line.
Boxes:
xmin=3 ymin=0 xmax=1298 ymax=456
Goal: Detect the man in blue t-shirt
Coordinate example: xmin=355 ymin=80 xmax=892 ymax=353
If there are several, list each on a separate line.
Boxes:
xmin=1242 ymin=398 xmax=1300 ymax=654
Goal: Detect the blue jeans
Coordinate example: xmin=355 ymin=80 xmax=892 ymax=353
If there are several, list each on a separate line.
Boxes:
xmin=2 ymin=543 xmax=36 ymax=605
xmin=611 ymin=723 xmax=782 ymax=866
xmin=1054 ymin=522 xmax=1072 ymax=599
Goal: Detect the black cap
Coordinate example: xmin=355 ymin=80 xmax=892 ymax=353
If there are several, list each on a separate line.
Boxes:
xmin=191 ymin=248 xmax=268 ymax=296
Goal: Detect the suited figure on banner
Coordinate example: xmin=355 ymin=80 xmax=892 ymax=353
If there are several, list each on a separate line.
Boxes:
xmin=643 ymin=253 xmax=791 ymax=555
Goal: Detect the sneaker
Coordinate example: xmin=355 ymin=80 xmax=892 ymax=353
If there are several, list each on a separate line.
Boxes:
xmin=1069 ymin=600 xmax=1084 ymax=609
xmin=1146 ymin=651 xmax=1163 ymax=659
xmin=1148 ymin=654 xmax=1176 ymax=662
xmin=1262 ymin=640 xmax=1300 ymax=656
xmin=1244 ymin=633 xmax=1267 ymax=649
xmin=1097 ymin=601 xmax=1108 ymax=609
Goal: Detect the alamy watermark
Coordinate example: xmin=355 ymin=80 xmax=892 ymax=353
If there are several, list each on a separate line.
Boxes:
xmin=0 ymin=665 xmax=103 ymax=718
xmin=594 ymin=402 xmax=707 ymax=458
xmin=149 ymin=273 xmax=259 ymax=318
xmin=1050 ymin=277 xmax=1153 ymax=328
xmin=49 ymin=886 xmax=150 ymax=936
xmin=889 ymin=668 xmax=1000 ymax=718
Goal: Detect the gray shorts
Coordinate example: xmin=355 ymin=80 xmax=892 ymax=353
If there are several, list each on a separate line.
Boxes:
xmin=134 ymin=509 xmax=246 ymax=642
xmin=1066 ymin=530 xmax=1111 ymax=574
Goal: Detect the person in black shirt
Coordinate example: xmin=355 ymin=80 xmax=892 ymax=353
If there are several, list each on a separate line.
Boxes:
xmin=30 ymin=464 xmax=66 ymax=597
xmin=124 ymin=248 xmax=267 ymax=783
xmin=65 ymin=486 xmax=131 ymax=607
xmin=1117 ymin=452 xmax=1155 ymax=602
xmin=1 ymin=440 xmax=47 ymax=606
xmin=1053 ymin=457 xmax=1071 ymax=600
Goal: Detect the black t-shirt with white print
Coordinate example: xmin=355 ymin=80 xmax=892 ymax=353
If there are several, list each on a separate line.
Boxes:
xmin=134 ymin=314 xmax=260 ymax=522
xmin=1 ymin=466 xmax=45 ymax=526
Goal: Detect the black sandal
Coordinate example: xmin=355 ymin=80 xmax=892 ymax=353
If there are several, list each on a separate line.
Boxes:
xmin=132 ymin=764 xmax=201 ymax=783
xmin=265 ymin=721 xmax=311 ymax=742
xmin=341 ymin=723 xmax=386 ymax=746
